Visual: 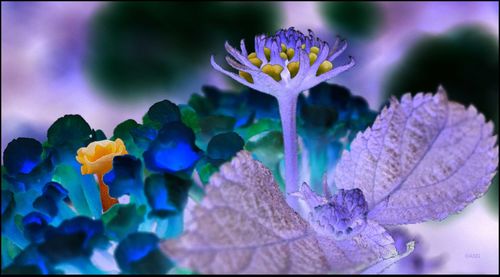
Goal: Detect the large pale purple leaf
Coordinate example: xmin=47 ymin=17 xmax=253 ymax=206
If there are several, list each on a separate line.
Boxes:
xmin=161 ymin=151 xmax=398 ymax=274
xmin=334 ymin=87 xmax=498 ymax=225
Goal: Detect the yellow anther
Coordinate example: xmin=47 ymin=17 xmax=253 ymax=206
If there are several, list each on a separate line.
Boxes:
xmin=286 ymin=48 xmax=295 ymax=59
xmin=301 ymin=44 xmax=306 ymax=49
xmin=239 ymin=71 xmax=254 ymax=83
xmin=310 ymin=46 xmax=320 ymax=54
xmin=262 ymin=64 xmax=283 ymax=82
xmin=287 ymin=61 xmax=300 ymax=78
xmin=316 ymin=60 xmax=333 ymax=76
xmin=264 ymin=47 xmax=271 ymax=61
xmin=249 ymin=57 xmax=263 ymax=68
xmin=279 ymin=52 xmax=288 ymax=60
xmin=281 ymin=43 xmax=287 ymax=52
xmin=248 ymin=52 xmax=257 ymax=59
xmin=309 ymin=52 xmax=317 ymax=65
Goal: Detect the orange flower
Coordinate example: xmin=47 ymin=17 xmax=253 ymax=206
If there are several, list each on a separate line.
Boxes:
xmin=76 ymin=138 xmax=128 ymax=212
xmin=76 ymin=138 xmax=128 ymax=176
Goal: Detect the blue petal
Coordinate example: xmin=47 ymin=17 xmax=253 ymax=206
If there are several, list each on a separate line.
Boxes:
xmin=1 ymin=189 xmax=15 ymax=219
xmin=104 ymin=155 xmax=143 ymax=198
xmin=130 ymin=125 xmax=158 ymax=152
xmin=143 ymin=122 xmax=202 ymax=173
xmin=190 ymin=86 xmax=248 ymax=127
xmin=22 ymin=212 xmax=50 ymax=243
xmin=33 ymin=195 xmax=58 ymax=218
xmin=91 ymin=129 xmax=107 ymax=141
xmin=206 ymin=132 xmax=244 ymax=165
xmin=191 ymin=86 xmax=278 ymax=125
xmin=234 ymin=111 xmax=255 ymax=128
xmin=300 ymin=104 xmax=338 ymax=130
xmin=112 ymin=119 xmax=141 ymax=151
xmin=203 ymin=86 xmax=240 ymax=113
xmin=144 ymin=174 xmax=190 ymax=218
xmin=4 ymin=244 xmax=52 ymax=274
xmin=4 ymin=153 xmax=56 ymax=193
xmin=304 ymin=83 xmax=350 ymax=109
xmin=46 ymin=114 xmax=92 ymax=149
xmin=101 ymin=204 xmax=146 ymax=241
xmin=2 ymin=174 xmax=26 ymax=192
xmin=244 ymin=88 xmax=279 ymax=119
xmin=114 ymin=232 xmax=173 ymax=274
xmin=198 ymin=115 xmax=236 ymax=145
xmin=3 ymin=138 xmax=42 ymax=175
xmin=42 ymin=181 xmax=69 ymax=201
xmin=144 ymin=99 xmax=181 ymax=129
xmin=38 ymin=216 xmax=106 ymax=263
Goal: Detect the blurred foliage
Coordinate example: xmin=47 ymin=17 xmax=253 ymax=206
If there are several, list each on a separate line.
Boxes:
xmin=3 ymin=138 xmax=42 ymax=176
xmin=2 ymin=85 xmax=274 ymax=273
xmin=104 ymin=155 xmax=143 ymax=199
xmin=1 ymin=82 xmax=444 ymax=273
xmin=320 ymin=2 xmax=383 ymax=39
xmin=387 ymin=227 xmax=445 ymax=273
xmin=186 ymin=86 xmax=282 ymax=186
xmin=298 ymin=83 xmax=377 ymax=193
xmin=187 ymin=84 xmax=377 ymax=193
xmin=384 ymin=24 xmax=499 ymax=211
xmin=206 ymin=132 xmax=244 ymax=166
xmin=115 ymin=232 xmax=173 ymax=274
xmin=85 ymin=2 xmax=281 ymax=99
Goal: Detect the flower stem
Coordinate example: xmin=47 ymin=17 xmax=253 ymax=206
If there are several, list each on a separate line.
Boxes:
xmin=97 ymin=174 xmax=118 ymax=212
xmin=277 ymin=95 xmax=300 ymax=210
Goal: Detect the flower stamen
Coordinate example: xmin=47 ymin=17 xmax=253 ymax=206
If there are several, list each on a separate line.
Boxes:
xmin=281 ymin=43 xmax=287 ymax=52
xmin=262 ymin=64 xmax=284 ymax=81
xmin=287 ymin=61 xmax=300 ymax=78
xmin=309 ymin=52 xmax=318 ymax=65
xmin=239 ymin=71 xmax=254 ymax=83
xmin=286 ymin=48 xmax=295 ymax=60
xmin=264 ymin=47 xmax=271 ymax=61
xmin=317 ymin=61 xmax=333 ymax=76
xmin=310 ymin=46 xmax=320 ymax=54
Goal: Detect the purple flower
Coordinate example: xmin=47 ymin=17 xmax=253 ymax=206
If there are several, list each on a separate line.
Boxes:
xmin=211 ymin=27 xmax=355 ymax=97
xmin=211 ymin=28 xmax=355 ymax=209
xmin=294 ymin=182 xmax=368 ymax=240
xmin=311 ymin=188 xmax=368 ymax=239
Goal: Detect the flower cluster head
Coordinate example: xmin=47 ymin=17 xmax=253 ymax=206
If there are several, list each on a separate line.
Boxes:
xmin=292 ymin=183 xmax=368 ymax=240
xmin=211 ymin=27 xmax=355 ymax=97
xmin=76 ymin=138 xmax=128 ymax=175
xmin=311 ymin=188 xmax=368 ymax=240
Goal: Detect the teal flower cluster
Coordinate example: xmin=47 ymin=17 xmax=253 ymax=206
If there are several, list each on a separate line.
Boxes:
xmin=1 ymin=83 xmax=376 ymax=274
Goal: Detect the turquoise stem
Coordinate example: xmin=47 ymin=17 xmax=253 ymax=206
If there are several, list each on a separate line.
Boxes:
xmin=308 ymin=136 xmax=328 ymax=194
xmin=3 ymin=220 xmax=28 ymax=249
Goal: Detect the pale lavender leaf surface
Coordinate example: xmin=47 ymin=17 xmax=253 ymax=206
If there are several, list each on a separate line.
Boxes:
xmin=290 ymin=182 xmax=328 ymax=211
xmin=161 ymin=151 xmax=398 ymax=274
xmin=334 ymin=87 xmax=499 ymax=225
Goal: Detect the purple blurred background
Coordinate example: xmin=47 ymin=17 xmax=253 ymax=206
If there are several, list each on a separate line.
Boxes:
xmin=2 ymin=2 xmax=498 ymax=273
